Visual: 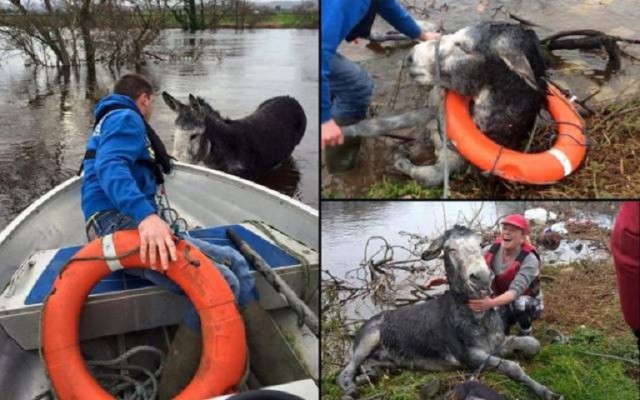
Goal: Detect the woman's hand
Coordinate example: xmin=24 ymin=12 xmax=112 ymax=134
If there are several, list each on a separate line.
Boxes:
xmin=468 ymin=296 xmax=496 ymax=312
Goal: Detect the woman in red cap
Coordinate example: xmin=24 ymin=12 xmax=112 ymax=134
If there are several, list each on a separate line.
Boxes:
xmin=425 ymin=214 xmax=543 ymax=335
xmin=470 ymin=214 xmax=543 ymax=335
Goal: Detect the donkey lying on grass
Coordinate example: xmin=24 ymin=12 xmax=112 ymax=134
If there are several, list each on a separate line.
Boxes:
xmin=163 ymin=92 xmax=306 ymax=179
xmin=337 ymin=225 xmax=562 ymax=400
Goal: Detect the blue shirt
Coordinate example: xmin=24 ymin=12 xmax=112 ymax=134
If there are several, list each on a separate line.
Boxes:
xmin=321 ymin=0 xmax=422 ymax=123
xmin=81 ymin=94 xmax=157 ymax=225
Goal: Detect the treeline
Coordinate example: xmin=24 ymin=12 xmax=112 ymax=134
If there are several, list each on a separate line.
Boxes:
xmin=0 ymin=0 xmax=318 ymax=69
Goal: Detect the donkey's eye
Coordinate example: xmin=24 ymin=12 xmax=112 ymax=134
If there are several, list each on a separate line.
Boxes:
xmin=455 ymin=42 xmax=470 ymax=53
xmin=189 ymin=134 xmax=199 ymax=140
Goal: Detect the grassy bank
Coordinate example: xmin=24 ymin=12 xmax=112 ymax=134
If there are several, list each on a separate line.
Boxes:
xmin=163 ymin=11 xmax=318 ymax=30
xmin=321 ymin=260 xmax=640 ymax=400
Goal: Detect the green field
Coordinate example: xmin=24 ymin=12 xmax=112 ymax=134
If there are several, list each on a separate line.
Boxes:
xmin=163 ymin=11 xmax=318 ymax=29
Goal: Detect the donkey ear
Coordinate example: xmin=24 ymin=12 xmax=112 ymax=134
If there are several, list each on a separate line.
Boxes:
xmin=422 ymin=235 xmax=445 ymax=260
xmin=188 ymin=94 xmax=201 ymax=113
xmin=492 ymin=38 xmax=540 ymax=91
xmin=162 ymin=91 xmax=186 ymax=112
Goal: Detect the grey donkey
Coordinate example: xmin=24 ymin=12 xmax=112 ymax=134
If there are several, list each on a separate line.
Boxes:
xmin=337 ymin=225 xmax=562 ymax=400
xmin=396 ymin=22 xmax=548 ymax=186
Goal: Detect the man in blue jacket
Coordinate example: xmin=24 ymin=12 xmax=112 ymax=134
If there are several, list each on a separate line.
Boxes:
xmin=81 ymin=74 xmax=256 ymax=399
xmin=81 ymin=74 xmax=178 ymax=266
xmin=322 ymin=0 xmax=439 ymax=169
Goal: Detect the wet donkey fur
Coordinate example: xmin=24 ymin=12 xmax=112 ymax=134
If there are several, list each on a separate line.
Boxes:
xmin=337 ymin=226 xmax=562 ymax=400
xmin=397 ymin=22 xmax=549 ymax=186
xmin=163 ymin=92 xmax=306 ymax=179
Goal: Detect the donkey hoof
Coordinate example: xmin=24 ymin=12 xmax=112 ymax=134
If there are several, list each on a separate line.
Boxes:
xmin=343 ymin=386 xmax=359 ymax=399
xmin=394 ymin=157 xmax=413 ymax=174
xmin=419 ymin=379 xmax=440 ymax=399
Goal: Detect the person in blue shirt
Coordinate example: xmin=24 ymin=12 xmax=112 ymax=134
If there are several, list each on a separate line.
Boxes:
xmin=81 ymin=74 xmax=257 ymax=399
xmin=321 ymin=0 xmax=440 ymax=157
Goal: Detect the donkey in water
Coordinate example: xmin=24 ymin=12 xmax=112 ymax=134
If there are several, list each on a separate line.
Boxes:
xmin=162 ymin=92 xmax=306 ymax=179
xmin=337 ymin=225 xmax=562 ymax=400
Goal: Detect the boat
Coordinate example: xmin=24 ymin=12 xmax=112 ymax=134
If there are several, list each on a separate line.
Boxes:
xmin=0 ymin=162 xmax=319 ymax=399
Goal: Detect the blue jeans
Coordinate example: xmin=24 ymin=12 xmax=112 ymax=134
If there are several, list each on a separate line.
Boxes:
xmin=85 ymin=209 xmax=258 ymax=332
xmin=329 ymin=52 xmax=374 ymax=122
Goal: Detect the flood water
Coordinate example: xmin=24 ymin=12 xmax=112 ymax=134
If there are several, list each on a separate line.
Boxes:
xmin=323 ymin=0 xmax=640 ymax=197
xmin=322 ymin=201 xmax=500 ymax=281
xmin=0 ymin=28 xmax=318 ymax=229
xmin=322 ymin=200 xmax=618 ymax=318
xmin=321 ymin=200 xmax=618 ymax=279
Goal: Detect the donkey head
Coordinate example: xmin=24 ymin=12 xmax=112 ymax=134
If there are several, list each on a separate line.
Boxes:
xmin=407 ymin=22 xmax=546 ymax=96
xmin=162 ymin=91 xmax=221 ymax=164
xmin=421 ymin=225 xmax=491 ymax=300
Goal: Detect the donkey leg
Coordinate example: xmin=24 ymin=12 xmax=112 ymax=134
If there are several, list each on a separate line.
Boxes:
xmin=337 ymin=318 xmax=383 ymax=397
xmin=501 ymin=335 xmax=541 ymax=358
xmin=468 ymin=348 xmax=563 ymax=400
xmin=354 ymin=359 xmax=398 ymax=386
xmin=393 ymin=141 xmax=466 ymax=187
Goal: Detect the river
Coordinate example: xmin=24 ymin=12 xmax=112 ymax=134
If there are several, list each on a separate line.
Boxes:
xmin=0 ymin=28 xmax=318 ymax=229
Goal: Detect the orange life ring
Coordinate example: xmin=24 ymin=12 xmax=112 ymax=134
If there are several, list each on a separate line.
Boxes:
xmin=445 ymin=83 xmax=587 ymax=184
xmin=41 ymin=229 xmax=247 ymax=400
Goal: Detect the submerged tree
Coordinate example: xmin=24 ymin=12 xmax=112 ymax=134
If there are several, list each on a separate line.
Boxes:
xmin=0 ymin=0 xmax=167 ymax=70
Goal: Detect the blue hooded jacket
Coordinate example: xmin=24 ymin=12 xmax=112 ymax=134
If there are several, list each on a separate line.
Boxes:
xmin=81 ymin=94 xmax=157 ymax=225
xmin=321 ymin=0 xmax=422 ymax=123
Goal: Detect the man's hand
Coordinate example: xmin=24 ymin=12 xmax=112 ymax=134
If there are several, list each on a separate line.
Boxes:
xmin=138 ymin=214 xmax=177 ymax=271
xmin=321 ymin=119 xmax=344 ymax=150
xmin=468 ymin=296 xmax=495 ymax=312
xmin=419 ymin=31 xmax=441 ymax=41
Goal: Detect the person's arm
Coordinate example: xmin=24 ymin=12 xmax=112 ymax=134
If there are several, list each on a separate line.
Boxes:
xmin=468 ymin=289 xmax=517 ymax=312
xmin=377 ymin=0 xmax=422 ymax=39
xmin=95 ymin=111 xmax=156 ymax=224
xmin=95 ymin=111 xmax=177 ymax=270
xmin=321 ymin=0 xmax=345 ymax=127
xmin=507 ymin=253 xmax=539 ymax=298
xmin=321 ymin=0 xmax=348 ymax=149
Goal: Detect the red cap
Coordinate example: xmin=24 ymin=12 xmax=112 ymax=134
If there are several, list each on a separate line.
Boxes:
xmin=501 ymin=214 xmax=530 ymax=234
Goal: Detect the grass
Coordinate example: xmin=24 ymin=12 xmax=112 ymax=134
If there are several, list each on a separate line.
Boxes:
xmin=365 ymin=177 xmax=443 ymax=199
xmin=321 ymin=260 xmax=640 ymax=400
xmin=162 ymin=11 xmax=318 ymax=30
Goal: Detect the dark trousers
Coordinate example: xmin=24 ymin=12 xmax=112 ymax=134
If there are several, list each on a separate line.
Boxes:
xmin=499 ymin=295 xmax=542 ymax=333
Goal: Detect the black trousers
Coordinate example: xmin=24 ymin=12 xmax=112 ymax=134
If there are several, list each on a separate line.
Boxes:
xmin=499 ymin=295 xmax=542 ymax=333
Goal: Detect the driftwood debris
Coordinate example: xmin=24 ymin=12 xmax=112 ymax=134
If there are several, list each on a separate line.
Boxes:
xmin=542 ymin=30 xmax=640 ymax=71
xmin=226 ymin=229 xmax=319 ymax=337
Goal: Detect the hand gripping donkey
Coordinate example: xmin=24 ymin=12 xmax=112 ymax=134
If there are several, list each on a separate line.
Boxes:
xmin=337 ymin=225 xmax=563 ymax=400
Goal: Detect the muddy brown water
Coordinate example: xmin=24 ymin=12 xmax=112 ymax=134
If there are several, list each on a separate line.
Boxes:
xmin=0 ymin=28 xmax=318 ymax=229
xmin=322 ymin=0 xmax=640 ymax=197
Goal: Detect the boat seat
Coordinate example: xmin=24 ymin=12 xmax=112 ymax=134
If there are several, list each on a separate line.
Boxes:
xmin=25 ymin=224 xmax=299 ymax=305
